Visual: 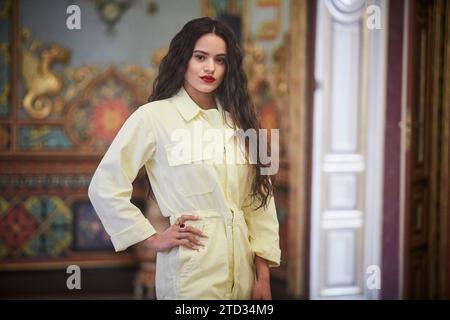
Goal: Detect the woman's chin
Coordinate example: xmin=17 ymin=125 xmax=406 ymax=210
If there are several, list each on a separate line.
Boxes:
xmin=196 ymin=85 xmax=218 ymax=94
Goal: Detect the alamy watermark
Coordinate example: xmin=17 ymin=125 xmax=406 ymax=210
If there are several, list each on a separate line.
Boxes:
xmin=366 ymin=265 xmax=381 ymax=290
xmin=66 ymin=4 xmax=382 ymax=31
xmin=66 ymin=264 xmax=81 ymax=290
xmin=168 ymin=122 xmax=279 ymax=175
xmin=366 ymin=4 xmax=383 ymax=30
xmin=66 ymin=5 xmax=81 ymax=30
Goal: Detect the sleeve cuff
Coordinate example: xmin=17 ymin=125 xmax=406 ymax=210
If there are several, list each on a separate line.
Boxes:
xmin=110 ymin=217 xmax=157 ymax=252
xmin=254 ymin=245 xmax=281 ymax=268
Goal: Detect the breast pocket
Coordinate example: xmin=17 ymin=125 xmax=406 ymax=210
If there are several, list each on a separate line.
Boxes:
xmin=165 ymin=144 xmax=216 ymax=197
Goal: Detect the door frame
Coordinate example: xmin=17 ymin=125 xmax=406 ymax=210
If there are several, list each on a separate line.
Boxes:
xmin=402 ymin=0 xmax=450 ymax=299
xmin=439 ymin=0 xmax=450 ymax=299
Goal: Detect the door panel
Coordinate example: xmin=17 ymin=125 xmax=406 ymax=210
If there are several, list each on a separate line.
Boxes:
xmin=404 ymin=0 xmax=448 ymax=299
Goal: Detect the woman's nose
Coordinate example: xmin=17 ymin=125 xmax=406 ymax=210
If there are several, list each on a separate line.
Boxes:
xmin=205 ymin=58 xmax=215 ymax=73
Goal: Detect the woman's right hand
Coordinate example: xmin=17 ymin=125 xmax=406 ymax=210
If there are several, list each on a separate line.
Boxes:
xmin=142 ymin=214 xmax=208 ymax=252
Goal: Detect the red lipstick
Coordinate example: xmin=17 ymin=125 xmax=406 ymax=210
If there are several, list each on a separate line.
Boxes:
xmin=200 ymin=75 xmax=216 ymax=83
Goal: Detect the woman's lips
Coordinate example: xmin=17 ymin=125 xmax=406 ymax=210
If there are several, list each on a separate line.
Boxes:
xmin=200 ymin=76 xmax=216 ymax=83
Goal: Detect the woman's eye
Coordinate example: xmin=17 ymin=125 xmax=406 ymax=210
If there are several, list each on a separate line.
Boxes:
xmin=194 ymin=55 xmax=205 ymax=61
xmin=216 ymin=58 xmax=226 ymax=65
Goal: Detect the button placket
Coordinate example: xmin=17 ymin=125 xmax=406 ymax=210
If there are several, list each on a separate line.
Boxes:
xmin=221 ymin=118 xmax=235 ymax=295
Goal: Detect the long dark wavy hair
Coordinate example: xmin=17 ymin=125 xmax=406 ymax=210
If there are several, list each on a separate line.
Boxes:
xmin=147 ymin=17 xmax=273 ymax=210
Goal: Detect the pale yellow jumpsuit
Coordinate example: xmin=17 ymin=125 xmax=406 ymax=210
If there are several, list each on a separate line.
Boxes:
xmin=88 ymin=87 xmax=281 ymax=299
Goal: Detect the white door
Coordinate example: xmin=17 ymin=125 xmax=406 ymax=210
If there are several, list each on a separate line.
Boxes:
xmin=310 ymin=0 xmax=387 ymax=299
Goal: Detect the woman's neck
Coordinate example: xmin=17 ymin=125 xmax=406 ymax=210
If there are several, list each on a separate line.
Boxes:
xmin=184 ymin=84 xmax=217 ymax=110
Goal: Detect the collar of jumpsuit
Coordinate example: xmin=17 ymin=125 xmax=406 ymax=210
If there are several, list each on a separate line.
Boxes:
xmin=173 ymin=85 xmax=226 ymax=123
xmin=88 ymin=84 xmax=281 ymax=299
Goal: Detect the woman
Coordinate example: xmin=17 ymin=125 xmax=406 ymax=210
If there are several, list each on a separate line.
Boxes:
xmin=88 ymin=17 xmax=280 ymax=300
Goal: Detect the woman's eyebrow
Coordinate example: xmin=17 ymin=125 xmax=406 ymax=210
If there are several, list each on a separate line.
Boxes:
xmin=193 ymin=50 xmax=227 ymax=57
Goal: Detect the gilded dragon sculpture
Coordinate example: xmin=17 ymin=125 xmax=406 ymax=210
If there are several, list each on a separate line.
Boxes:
xmin=21 ymin=29 xmax=70 ymax=119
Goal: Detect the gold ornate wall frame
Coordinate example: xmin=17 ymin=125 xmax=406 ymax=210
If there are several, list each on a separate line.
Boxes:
xmin=286 ymin=0 xmax=311 ymax=298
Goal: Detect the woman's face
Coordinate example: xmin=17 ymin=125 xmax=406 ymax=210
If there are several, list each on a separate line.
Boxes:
xmin=184 ymin=33 xmax=227 ymax=95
